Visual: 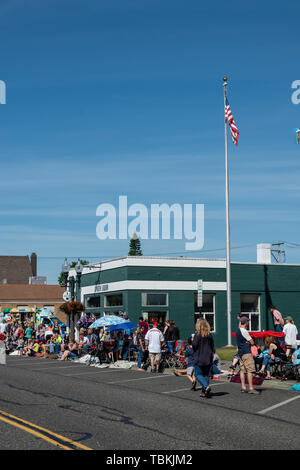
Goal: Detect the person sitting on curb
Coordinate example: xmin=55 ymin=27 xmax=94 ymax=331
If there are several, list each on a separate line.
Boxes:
xmin=49 ymin=332 xmax=63 ymax=355
xmin=24 ymin=339 xmax=40 ymax=357
xmin=60 ymin=340 xmax=79 ymax=361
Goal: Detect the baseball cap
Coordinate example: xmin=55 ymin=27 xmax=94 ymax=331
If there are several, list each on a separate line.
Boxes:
xmin=285 ymin=316 xmax=293 ymax=322
xmin=240 ymin=316 xmax=249 ymax=324
xmin=153 ymin=322 xmax=158 ymax=327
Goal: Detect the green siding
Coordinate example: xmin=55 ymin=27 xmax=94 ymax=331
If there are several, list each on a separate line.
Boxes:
xmin=126 ymin=266 xmax=226 ymax=282
xmin=80 ymin=267 xmax=128 ymax=287
xmin=78 ymin=260 xmax=300 ymax=348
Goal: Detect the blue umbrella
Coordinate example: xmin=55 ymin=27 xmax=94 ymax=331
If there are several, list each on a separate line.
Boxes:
xmin=107 ymin=321 xmax=137 ymax=332
xmin=89 ymin=315 xmax=127 ymax=328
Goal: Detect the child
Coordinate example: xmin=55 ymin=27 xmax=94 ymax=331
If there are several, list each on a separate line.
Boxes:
xmin=17 ymin=337 xmax=24 ymax=356
xmin=210 ymin=349 xmax=222 ymax=376
xmin=174 ymin=336 xmax=197 ymax=390
xmin=116 ymin=332 xmax=124 ymax=360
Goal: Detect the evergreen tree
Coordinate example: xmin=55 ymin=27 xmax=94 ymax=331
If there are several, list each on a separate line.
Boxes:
xmin=128 ymin=233 xmax=143 ymax=256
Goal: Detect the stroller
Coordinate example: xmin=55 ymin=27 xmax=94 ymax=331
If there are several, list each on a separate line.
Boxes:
xmin=88 ymin=340 xmax=116 ymax=365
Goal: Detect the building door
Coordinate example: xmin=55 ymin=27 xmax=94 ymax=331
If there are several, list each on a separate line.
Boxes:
xmin=142 ymin=311 xmax=168 ymax=328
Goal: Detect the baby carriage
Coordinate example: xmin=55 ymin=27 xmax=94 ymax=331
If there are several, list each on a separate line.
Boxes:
xmin=85 ymin=339 xmax=116 ymax=365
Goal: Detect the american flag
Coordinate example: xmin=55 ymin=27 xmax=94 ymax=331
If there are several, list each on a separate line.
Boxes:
xmin=225 ymin=97 xmax=239 ymax=146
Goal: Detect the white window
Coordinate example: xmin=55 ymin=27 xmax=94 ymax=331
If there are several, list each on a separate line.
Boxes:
xmin=85 ymin=296 xmax=100 ymax=309
xmin=104 ymin=294 xmax=123 ymax=307
xmin=194 ymin=293 xmax=216 ymax=333
xmin=240 ymin=294 xmax=260 ymax=331
xmin=142 ymin=293 xmax=168 ymax=306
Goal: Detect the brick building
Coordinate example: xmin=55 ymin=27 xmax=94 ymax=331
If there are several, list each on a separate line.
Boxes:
xmin=0 ymin=284 xmax=66 ymax=323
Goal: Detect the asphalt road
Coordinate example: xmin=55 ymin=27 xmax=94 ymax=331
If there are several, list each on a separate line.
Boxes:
xmin=0 ymin=356 xmax=299 ymax=450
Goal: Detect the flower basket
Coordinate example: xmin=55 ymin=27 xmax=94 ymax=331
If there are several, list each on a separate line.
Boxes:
xmin=59 ymin=301 xmax=85 ymax=315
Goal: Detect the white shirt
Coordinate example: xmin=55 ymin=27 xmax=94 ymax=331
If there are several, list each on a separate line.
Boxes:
xmin=0 ymin=323 xmax=6 ymax=334
xmin=283 ymin=323 xmax=298 ymax=347
xmin=240 ymin=327 xmax=252 ymax=342
xmin=145 ymin=328 xmax=164 ymax=353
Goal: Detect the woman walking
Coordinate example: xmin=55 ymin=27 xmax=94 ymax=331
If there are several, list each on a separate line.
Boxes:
xmin=192 ymin=319 xmax=214 ymax=398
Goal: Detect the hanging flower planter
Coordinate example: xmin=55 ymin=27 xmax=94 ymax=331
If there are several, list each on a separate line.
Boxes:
xmin=59 ymin=301 xmax=85 ymax=315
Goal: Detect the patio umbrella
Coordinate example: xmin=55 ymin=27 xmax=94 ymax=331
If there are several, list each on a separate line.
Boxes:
xmin=89 ymin=315 xmax=127 ymax=328
xmin=107 ymin=321 xmax=137 ymax=332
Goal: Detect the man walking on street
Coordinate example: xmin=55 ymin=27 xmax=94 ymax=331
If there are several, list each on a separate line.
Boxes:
xmin=145 ymin=322 xmax=165 ymax=373
xmin=236 ymin=316 xmax=259 ymax=394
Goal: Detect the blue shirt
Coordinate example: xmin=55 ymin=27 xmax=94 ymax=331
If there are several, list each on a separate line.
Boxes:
xmin=185 ymin=345 xmax=195 ymax=367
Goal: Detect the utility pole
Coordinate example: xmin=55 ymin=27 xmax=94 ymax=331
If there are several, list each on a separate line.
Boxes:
xmin=271 ymin=242 xmax=286 ymax=264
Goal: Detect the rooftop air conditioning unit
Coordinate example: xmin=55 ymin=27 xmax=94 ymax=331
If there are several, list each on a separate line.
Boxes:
xmin=257 ymin=244 xmax=272 ymax=264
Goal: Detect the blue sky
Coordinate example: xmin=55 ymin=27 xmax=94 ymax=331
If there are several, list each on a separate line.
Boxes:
xmin=0 ymin=0 xmax=299 ymax=282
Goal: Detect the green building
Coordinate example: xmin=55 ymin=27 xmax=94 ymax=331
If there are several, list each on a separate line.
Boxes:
xmin=70 ymin=254 xmax=300 ymax=348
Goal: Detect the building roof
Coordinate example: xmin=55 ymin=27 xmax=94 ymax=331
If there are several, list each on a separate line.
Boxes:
xmin=0 ymin=256 xmax=33 ymax=284
xmin=68 ymin=256 xmax=300 ymax=277
xmin=0 ymin=284 xmax=65 ymax=302
xmin=68 ymin=256 xmax=227 ymax=277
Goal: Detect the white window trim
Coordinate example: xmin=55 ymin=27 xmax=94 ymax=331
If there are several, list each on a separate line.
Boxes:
xmin=85 ymin=296 xmax=101 ymax=309
xmin=141 ymin=292 xmax=169 ymax=307
xmin=104 ymin=294 xmax=123 ymax=308
xmin=240 ymin=294 xmax=261 ymax=332
xmin=194 ymin=294 xmax=216 ymax=333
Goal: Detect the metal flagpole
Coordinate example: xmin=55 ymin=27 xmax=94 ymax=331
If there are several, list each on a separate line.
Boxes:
xmin=223 ymin=76 xmax=232 ymax=347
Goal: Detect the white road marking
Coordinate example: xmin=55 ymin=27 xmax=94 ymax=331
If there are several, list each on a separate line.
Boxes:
xmin=162 ymin=382 xmax=226 ymax=394
xmin=8 ymin=358 xmax=41 ymax=363
xmin=107 ymin=375 xmax=171 ymax=384
xmin=162 ymin=388 xmax=191 ymax=393
xmin=64 ymin=368 xmax=126 ymax=376
xmin=257 ymin=395 xmax=300 ymax=415
xmin=20 ymin=365 xmax=97 ymax=371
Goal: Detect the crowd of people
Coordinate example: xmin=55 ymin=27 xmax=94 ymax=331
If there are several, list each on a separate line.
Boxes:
xmin=0 ymin=319 xmax=67 ymax=357
xmin=0 ymin=315 xmax=182 ymax=363
xmin=228 ymin=311 xmax=299 ymax=390
xmin=0 ymin=305 xmax=299 ymax=399
xmin=136 ymin=317 xmax=221 ymax=398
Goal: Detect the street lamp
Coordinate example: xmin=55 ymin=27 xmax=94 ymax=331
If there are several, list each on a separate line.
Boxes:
xmin=75 ymin=259 xmax=84 ymax=301
xmin=61 ymin=258 xmax=76 ymax=340
xmin=75 ymin=259 xmax=84 ymax=275
xmin=61 ymin=258 xmax=70 ymax=287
